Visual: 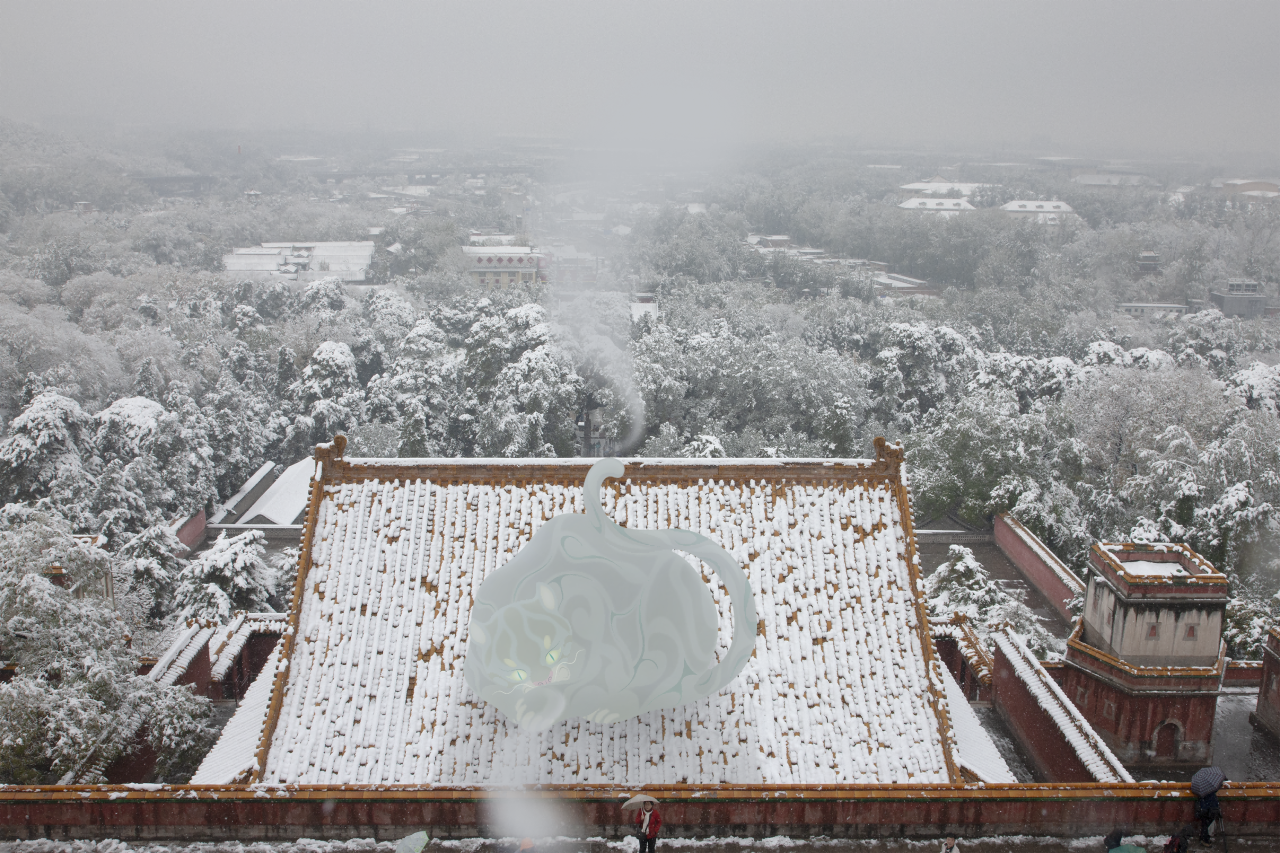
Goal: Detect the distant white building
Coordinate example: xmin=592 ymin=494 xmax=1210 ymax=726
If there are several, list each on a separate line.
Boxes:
xmin=898 ymin=197 xmax=976 ymax=216
xmin=1119 ymin=303 xmax=1188 ymax=318
xmin=1220 ymin=178 xmax=1280 ymax=195
xmin=630 ymin=292 xmax=657 ymax=322
xmin=468 ymin=232 xmax=519 ymax=246
xmin=873 ymin=273 xmax=939 ymax=300
xmin=1000 ymin=200 xmax=1076 ymax=225
xmin=223 ymin=242 xmax=376 ymax=282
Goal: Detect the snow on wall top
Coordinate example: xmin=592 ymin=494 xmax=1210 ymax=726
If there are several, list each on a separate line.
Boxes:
xmin=999 ymin=515 xmax=1084 ymax=593
xmin=993 ymin=630 xmax=1133 ymax=784
xmin=255 ymin=440 xmax=956 ymax=786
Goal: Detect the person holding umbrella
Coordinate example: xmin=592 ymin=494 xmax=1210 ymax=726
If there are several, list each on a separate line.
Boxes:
xmin=1190 ymin=766 xmax=1226 ymax=845
xmin=622 ymin=794 xmax=662 ymax=853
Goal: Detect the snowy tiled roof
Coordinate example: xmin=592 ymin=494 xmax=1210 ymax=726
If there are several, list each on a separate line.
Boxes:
xmin=239 ymin=457 xmax=315 ymax=526
xmin=932 ymin=613 xmax=993 ymax=686
xmin=899 ymin=182 xmax=988 ymax=195
xmin=149 ymin=620 xmax=217 ymax=686
xmin=209 ymin=612 xmax=289 ymax=682
xmin=191 ymin=638 xmax=282 ymax=785
xmin=251 ymin=438 xmax=957 ymax=786
xmin=211 ymin=461 xmax=279 ymax=524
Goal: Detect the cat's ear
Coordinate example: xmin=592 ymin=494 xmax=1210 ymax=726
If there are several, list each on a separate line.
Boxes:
xmin=470 ymin=623 xmax=487 ymax=645
xmin=537 ymin=583 xmax=556 ymax=609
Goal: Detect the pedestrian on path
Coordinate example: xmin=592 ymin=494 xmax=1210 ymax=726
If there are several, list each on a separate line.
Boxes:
xmin=634 ymin=800 xmax=661 ymax=853
xmin=940 ymin=837 xmax=959 ymax=852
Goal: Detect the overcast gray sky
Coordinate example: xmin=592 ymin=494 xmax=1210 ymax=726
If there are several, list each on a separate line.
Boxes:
xmin=1 ymin=1 xmax=1277 ymax=157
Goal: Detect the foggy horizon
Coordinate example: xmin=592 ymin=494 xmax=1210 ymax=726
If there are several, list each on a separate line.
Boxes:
xmin=2 ymin=1 xmax=1279 ymax=164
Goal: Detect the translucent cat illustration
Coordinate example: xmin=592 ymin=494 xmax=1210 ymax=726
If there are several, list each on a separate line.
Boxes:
xmin=464 ymin=458 xmax=757 ymax=729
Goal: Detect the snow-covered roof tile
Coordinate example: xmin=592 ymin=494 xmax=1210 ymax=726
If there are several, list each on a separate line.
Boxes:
xmin=149 ymin=621 xmax=216 ymax=686
xmin=148 ymin=622 xmax=202 ymax=682
xmin=932 ymin=614 xmax=993 ymax=686
xmin=210 ymin=612 xmax=289 ymax=682
xmin=191 ymin=638 xmax=282 ymax=785
xmin=250 ymin=441 xmax=957 ymax=786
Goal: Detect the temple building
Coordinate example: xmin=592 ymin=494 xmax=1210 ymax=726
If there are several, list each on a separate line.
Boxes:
xmin=1064 ymin=542 xmax=1229 ymax=765
xmin=461 ymin=246 xmax=547 ymax=287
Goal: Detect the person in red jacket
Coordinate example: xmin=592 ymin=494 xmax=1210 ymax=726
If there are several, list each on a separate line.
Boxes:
xmin=634 ymin=801 xmax=662 ymax=853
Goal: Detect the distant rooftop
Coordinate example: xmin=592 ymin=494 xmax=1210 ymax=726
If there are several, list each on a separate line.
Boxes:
xmin=900 ymin=180 xmax=990 ymax=195
xmin=461 ymin=246 xmax=537 ymax=255
xmin=899 ymin=197 xmax=976 ymax=212
xmin=1001 ymin=200 xmax=1073 ymax=212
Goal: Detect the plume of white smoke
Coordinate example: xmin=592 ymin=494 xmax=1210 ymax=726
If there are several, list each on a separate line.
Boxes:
xmin=481 ymin=791 xmax=581 ymax=840
xmin=546 ymin=290 xmax=647 ymax=455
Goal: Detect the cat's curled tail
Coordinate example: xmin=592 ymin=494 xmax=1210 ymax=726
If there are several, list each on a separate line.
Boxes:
xmin=584 ymin=457 xmax=758 ymax=698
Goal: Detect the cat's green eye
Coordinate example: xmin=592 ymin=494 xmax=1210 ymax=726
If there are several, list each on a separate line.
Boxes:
xmin=545 ymin=648 xmax=561 ymax=665
xmin=509 ymin=669 xmax=529 ymax=682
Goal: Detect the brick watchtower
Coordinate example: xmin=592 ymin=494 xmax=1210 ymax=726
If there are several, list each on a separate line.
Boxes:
xmin=1062 ymin=542 xmax=1229 ymax=766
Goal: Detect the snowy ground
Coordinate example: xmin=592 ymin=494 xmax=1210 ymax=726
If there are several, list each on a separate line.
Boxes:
xmin=0 ymin=835 xmax=1260 ymax=853
xmin=970 ymin=706 xmax=1035 ymax=782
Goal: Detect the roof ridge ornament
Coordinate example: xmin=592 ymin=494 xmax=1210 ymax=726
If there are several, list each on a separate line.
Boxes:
xmin=464 ymin=457 xmax=758 ymax=729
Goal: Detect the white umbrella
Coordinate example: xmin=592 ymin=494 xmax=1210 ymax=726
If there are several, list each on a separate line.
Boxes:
xmin=621 ymin=794 xmax=659 ymax=810
xmin=395 ymin=831 xmax=430 ymax=853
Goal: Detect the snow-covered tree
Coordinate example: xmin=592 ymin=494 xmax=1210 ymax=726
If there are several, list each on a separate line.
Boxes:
xmin=172 ymin=530 xmax=276 ymax=621
xmin=0 ymin=503 xmax=109 ymax=588
xmin=132 ymin=357 xmax=167 ymax=401
xmin=686 ymin=433 xmax=727 ymax=458
xmin=113 ymin=524 xmax=187 ymax=625
xmin=91 ymin=395 xmax=216 ymax=533
xmin=0 ymin=506 xmax=213 ymax=783
xmin=1223 ymin=592 xmax=1278 ymax=661
xmin=0 ymin=391 xmax=94 ymax=511
xmin=301 ymin=277 xmax=347 ymax=313
xmin=293 ymin=340 xmax=364 ymax=442
xmin=364 ymin=289 xmax=417 ymax=350
xmin=925 ymin=545 xmax=1064 ymax=660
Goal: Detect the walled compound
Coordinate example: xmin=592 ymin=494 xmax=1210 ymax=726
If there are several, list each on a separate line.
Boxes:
xmin=7 ymin=437 xmax=1279 ymax=842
